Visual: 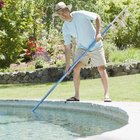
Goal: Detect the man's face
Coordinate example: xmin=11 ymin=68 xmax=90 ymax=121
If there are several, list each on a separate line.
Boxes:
xmin=57 ymin=8 xmax=70 ymax=21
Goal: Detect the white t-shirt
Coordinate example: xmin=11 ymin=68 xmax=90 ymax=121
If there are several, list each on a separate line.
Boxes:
xmin=62 ymin=10 xmax=103 ymax=51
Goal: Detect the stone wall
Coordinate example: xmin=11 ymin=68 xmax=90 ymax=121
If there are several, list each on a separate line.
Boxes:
xmin=0 ymin=62 xmax=140 ymax=84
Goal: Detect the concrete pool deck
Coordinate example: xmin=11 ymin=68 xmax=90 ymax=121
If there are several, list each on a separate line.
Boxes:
xmin=77 ymin=101 xmax=140 ymax=140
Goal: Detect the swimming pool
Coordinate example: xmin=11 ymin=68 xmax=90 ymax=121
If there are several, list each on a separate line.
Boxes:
xmin=0 ymin=100 xmax=128 ymax=140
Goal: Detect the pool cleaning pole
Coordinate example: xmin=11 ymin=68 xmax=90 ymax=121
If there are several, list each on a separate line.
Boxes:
xmin=32 ymin=7 xmax=127 ymax=112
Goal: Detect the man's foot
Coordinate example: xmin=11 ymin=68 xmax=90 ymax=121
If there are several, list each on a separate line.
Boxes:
xmin=104 ymin=97 xmax=112 ymax=102
xmin=66 ymin=97 xmax=80 ymax=101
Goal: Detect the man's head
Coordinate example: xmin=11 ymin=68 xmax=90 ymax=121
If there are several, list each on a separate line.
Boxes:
xmin=55 ymin=2 xmax=71 ymax=11
xmin=54 ymin=2 xmax=72 ymax=21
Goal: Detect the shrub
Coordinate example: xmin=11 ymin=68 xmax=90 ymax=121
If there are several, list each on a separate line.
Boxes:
xmin=0 ymin=0 xmax=140 ymax=69
xmin=0 ymin=0 xmax=47 ymax=68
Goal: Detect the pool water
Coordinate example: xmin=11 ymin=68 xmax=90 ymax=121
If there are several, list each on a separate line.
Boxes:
xmin=0 ymin=104 xmax=126 ymax=140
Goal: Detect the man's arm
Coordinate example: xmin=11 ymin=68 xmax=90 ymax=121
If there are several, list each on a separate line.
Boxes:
xmin=95 ymin=14 xmax=102 ymax=41
xmin=64 ymin=44 xmax=72 ymax=72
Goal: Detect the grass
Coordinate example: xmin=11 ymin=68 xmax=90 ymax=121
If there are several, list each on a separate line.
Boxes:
xmin=104 ymin=42 xmax=140 ymax=65
xmin=109 ymin=47 xmax=140 ymax=64
xmin=0 ymin=74 xmax=140 ymax=102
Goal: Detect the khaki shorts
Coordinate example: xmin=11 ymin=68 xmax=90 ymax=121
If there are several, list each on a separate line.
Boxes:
xmin=74 ymin=47 xmax=106 ymax=67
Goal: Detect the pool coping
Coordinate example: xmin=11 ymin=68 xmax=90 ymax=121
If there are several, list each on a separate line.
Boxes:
xmin=0 ymin=100 xmax=140 ymax=140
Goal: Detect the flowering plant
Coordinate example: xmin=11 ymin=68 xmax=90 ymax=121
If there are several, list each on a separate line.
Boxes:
xmin=0 ymin=0 xmax=5 ymax=9
xmin=20 ymin=36 xmax=37 ymax=61
xmin=33 ymin=41 xmax=50 ymax=69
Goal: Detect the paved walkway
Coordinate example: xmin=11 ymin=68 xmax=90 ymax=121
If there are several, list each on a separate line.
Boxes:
xmin=77 ymin=101 xmax=140 ymax=140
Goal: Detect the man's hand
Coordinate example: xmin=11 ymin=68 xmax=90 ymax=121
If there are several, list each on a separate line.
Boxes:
xmin=64 ymin=65 xmax=71 ymax=75
xmin=96 ymin=33 xmax=102 ymax=42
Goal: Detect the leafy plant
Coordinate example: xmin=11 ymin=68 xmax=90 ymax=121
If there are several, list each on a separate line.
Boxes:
xmin=0 ymin=0 xmax=140 ymax=69
xmin=0 ymin=0 xmax=47 ymax=68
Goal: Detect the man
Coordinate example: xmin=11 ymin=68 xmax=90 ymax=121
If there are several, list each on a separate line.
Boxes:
xmin=54 ymin=2 xmax=111 ymax=102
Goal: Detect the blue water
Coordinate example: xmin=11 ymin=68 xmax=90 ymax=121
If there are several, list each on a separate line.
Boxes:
xmin=0 ymin=105 xmax=125 ymax=140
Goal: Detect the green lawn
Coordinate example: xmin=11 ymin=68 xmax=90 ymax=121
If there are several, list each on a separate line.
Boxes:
xmin=0 ymin=74 xmax=140 ymax=102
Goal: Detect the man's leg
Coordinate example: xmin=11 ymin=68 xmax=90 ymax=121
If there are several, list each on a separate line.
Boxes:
xmin=97 ymin=65 xmax=111 ymax=100
xmin=73 ymin=62 xmax=83 ymax=100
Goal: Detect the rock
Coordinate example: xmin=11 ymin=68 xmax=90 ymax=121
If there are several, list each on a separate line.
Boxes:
xmin=0 ymin=62 xmax=140 ymax=84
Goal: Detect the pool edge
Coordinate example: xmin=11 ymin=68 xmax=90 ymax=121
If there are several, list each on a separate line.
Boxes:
xmin=1 ymin=100 xmax=139 ymax=140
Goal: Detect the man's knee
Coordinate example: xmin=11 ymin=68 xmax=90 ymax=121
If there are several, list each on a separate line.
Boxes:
xmin=73 ymin=66 xmax=80 ymax=74
xmin=97 ymin=65 xmax=106 ymax=72
xmin=73 ymin=63 xmax=82 ymax=72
